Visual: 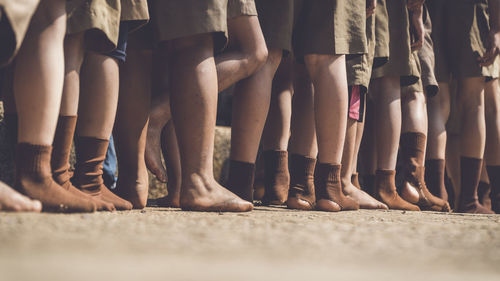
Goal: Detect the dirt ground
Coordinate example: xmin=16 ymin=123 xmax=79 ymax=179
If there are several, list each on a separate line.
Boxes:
xmin=0 ymin=207 xmax=499 ymax=281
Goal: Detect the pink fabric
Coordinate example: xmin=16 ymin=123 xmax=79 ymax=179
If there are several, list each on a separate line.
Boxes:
xmin=349 ymin=85 xmax=361 ymax=120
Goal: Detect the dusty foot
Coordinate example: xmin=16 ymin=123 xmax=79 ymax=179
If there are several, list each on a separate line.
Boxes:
xmin=145 ymin=102 xmax=170 ymax=183
xmin=343 ymin=182 xmax=388 ymax=210
xmin=457 ymin=201 xmax=494 ymax=214
xmin=180 ymin=173 xmax=253 ymax=212
xmin=0 ymin=182 xmax=42 ymax=212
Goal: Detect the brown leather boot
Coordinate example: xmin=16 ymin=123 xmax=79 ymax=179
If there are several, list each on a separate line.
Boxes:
xmin=425 ymin=159 xmax=448 ymax=201
xmin=15 ymin=143 xmax=96 ymax=212
xmin=262 ymin=150 xmax=289 ymax=205
xmin=457 ymin=157 xmax=493 ymax=214
xmin=399 ymin=132 xmax=450 ymax=212
xmin=315 ymin=163 xmax=359 ymax=211
xmin=287 ymin=154 xmax=316 ymax=210
xmin=374 ymin=170 xmax=420 ymax=211
xmin=73 ymin=137 xmax=132 ymax=210
xmin=52 ymin=116 xmax=114 ymax=211
xmin=226 ymin=159 xmax=255 ymax=203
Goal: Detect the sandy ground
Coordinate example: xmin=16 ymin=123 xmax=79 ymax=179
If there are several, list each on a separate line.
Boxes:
xmin=1 ymin=207 xmax=499 ymax=281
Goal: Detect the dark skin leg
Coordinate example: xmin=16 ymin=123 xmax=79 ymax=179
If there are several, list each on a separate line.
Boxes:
xmin=146 ymin=16 xmax=268 ymax=182
xmin=167 ymin=33 xmax=252 ymax=212
xmin=113 ymin=49 xmax=152 ymax=209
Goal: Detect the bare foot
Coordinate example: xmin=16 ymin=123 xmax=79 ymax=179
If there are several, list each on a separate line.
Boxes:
xmin=0 ymin=181 xmax=42 ymax=212
xmin=114 ymin=168 xmax=149 ymax=209
xmin=180 ymin=173 xmax=253 ymax=212
xmin=145 ymin=101 xmax=170 ymax=183
xmin=343 ymin=181 xmax=388 ymax=209
xmin=457 ymin=200 xmax=494 ymax=214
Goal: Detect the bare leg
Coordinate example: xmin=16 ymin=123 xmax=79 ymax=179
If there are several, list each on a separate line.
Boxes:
xmin=113 ymin=49 xmax=152 ymax=209
xmin=371 ymin=77 xmax=419 ymax=211
xmin=262 ymin=57 xmax=292 ymax=152
xmin=484 ymin=79 xmax=500 ymax=213
xmin=342 ymin=115 xmax=387 ymax=209
xmin=305 ymin=54 xmax=358 ymax=211
xmin=168 ymin=34 xmax=252 ymax=212
xmin=52 ymin=32 xmax=115 ymax=211
xmin=145 ymin=49 xmax=171 ymax=183
xmin=226 ymin=48 xmax=278 ymax=202
xmin=73 ymin=52 xmax=132 ymax=210
xmin=260 ymin=56 xmax=292 ymax=205
xmin=159 ymin=120 xmax=182 ymax=207
xmin=14 ymin=0 xmax=95 ymax=212
xmin=216 ymin=15 xmax=267 ymax=91
xmin=399 ymin=89 xmax=450 ymax=211
xmin=287 ymin=63 xmax=317 ymax=210
xmin=457 ymin=77 xmax=492 ymax=213
xmin=425 ymin=82 xmax=450 ymax=201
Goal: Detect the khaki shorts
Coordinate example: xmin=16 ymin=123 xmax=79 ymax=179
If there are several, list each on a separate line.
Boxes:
xmin=373 ymin=0 xmax=389 ymax=68
xmin=0 ymin=0 xmax=39 ymax=66
xmin=228 ymin=0 xmax=257 ymax=19
xmin=293 ymin=0 xmax=367 ymax=60
xmin=418 ymin=5 xmax=438 ymax=97
xmin=67 ymin=0 xmax=121 ymax=53
xmin=428 ymin=0 xmax=499 ymax=82
xmin=372 ymin=0 xmax=421 ymax=90
xmin=153 ymin=0 xmax=228 ymax=52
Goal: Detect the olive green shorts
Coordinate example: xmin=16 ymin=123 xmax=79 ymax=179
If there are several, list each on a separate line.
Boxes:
xmin=428 ymin=0 xmax=499 ymax=82
xmin=293 ymin=0 xmax=367 ymax=60
xmin=418 ymin=5 xmax=438 ymax=97
xmin=255 ymin=0 xmax=294 ymax=53
xmin=347 ymin=0 xmax=389 ymax=91
xmin=373 ymin=0 xmax=389 ymax=68
xmin=228 ymin=0 xmax=257 ymax=19
xmin=372 ymin=0 xmax=421 ymax=90
xmin=0 ymin=0 xmax=40 ymax=66
xmin=67 ymin=0 xmax=121 ymax=52
xmin=153 ymin=0 xmax=229 ymax=52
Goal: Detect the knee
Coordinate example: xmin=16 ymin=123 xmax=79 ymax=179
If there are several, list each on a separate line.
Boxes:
xmin=247 ymin=43 xmax=268 ymax=70
xmin=402 ymin=90 xmax=426 ymax=105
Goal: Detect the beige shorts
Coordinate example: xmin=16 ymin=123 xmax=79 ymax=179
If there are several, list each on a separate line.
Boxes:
xmin=228 ymin=0 xmax=257 ymax=19
xmin=0 ymin=0 xmax=40 ymax=66
xmin=418 ymin=5 xmax=438 ymax=96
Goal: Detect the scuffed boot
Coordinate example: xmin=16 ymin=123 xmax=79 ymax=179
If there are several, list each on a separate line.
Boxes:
xmin=262 ymin=150 xmax=289 ymax=205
